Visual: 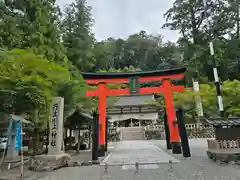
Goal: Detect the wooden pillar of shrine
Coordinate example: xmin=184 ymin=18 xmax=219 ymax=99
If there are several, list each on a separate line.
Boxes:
xmin=162 ymin=79 xmax=182 ymax=154
xmin=97 ymin=83 xmax=107 ymax=156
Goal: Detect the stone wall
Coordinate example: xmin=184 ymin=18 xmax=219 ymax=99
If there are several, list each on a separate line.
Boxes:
xmin=207 ymin=139 xmax=240 ymax=149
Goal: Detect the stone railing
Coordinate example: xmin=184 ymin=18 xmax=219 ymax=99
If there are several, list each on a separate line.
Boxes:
xmin=144 ymin=125 xmax=164 ymax=131
xmin=185 ymin=123 xmax=215 ymax=138
xmin=143 ymin=123 xmax=213 ymax=131
xmin=108 ymin=123 xmax=215 ymax=141
xmin=143 ymin=123 xmax=215 ymax=139
xmin=207 ymin=139 xmax=240 ymax=149
xmin=207 ymin=139 xmax=240 ymax=163
xmin=207 ymin=139 xmax=220 ymax=149
xmin=144 ymin=125 xmax=164 ymax=140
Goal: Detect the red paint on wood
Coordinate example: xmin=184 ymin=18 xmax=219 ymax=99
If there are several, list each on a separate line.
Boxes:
xmin=85 ymin=74 xmax=184 ymax=84
xmin=86 ymin=76 xmax=184 ymax=146
xmin=162 ymin=79 xmax=180 ymax=143
xmin=97 ymin=83 xmax=106 ymax=146
xmin=86 ymin=85 xmax=184 ymax=97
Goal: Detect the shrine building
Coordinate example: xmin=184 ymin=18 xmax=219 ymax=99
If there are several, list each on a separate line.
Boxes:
xmin=107 ymin=94 xmax=159 ymax=127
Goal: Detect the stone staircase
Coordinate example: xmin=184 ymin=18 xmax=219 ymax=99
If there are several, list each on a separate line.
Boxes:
xmin=120 ymin=127 xmax=145 ymax=141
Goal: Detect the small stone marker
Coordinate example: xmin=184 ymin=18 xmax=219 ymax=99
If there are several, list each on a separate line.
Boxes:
xmin=135 ymin=162 xmax=139 ymax=173
xmin=168 ymin=160 xmax=173 ymax=171
xmin=104 ymin=163 xmax=108 ymax=172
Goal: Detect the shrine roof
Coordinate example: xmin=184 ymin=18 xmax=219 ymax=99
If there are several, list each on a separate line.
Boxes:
xmin=203 ymin=117 xmax=240 ymax=127
xmin=82 ymin=67 xmax=186 ymax=79
xmin=67 ymin=108 xmax=93 ymax=120
xmin=107 ymin=94 xmax=155 ymax=108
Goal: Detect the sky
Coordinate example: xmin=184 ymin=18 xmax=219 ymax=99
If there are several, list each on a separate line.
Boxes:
xmin=56 ymin=0 xmax=180 ymax=42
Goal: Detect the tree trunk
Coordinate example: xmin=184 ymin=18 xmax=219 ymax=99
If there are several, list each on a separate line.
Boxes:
xmin=32 ymin=109 xmax=40 ymax=156
xmin=190 ymin=6 xmax=199 ymax=44
xmin=88 ymin=124 xmax=91 ymax=149
xmin=28 ymin=135 xmax=34 ymax=155
xmin=236 ymin=1 xmax=240 ymax=39
xmin=76 ymin=129 xmax=81 ymax=153
xmin=236 ymin=1 xmax=240 ymax=79
xmin=69 ymin=128 xmax=72 ymax=148
xmin=45 ymin=121 xmax=49 ymax=154
xmin=32 ymin=128 xmax=40 ymax=156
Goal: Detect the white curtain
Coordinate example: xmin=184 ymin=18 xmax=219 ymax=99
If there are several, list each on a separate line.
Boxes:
xmin=108 ymin=112 xmax=158 ymax=122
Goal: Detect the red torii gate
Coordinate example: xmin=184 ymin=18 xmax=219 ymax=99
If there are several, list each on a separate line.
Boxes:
xmin=82 ymin=67 xmax=186 ymax=154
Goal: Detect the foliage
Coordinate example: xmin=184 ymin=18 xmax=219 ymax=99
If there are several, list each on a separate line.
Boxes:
xmin=62 ymin=0 xmax=96 ymax=72
xmin=153 ymin=80 xmax=240 ymax=119
xmin=56 ymin=66 xmax=95 ymax=118
xmin=221 ymin=80 xmax=240 ymax=116
xmin=0 ymin=0 xmax=240 ymax=129
xmin=162 ymin=0 xmax=240 ymax=82
xmin=0 ymin=0 xmax=65 ymax=62
xmin=91 ymin=31 xmax=183 ymax=71
xmin=0 ymin=48 xmax=70 ymax=120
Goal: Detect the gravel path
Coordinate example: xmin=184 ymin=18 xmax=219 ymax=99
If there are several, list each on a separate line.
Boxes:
xmin=38 ymin=139 xmax=240 ymax=180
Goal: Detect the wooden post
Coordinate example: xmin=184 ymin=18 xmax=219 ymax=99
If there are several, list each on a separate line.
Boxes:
xmin=92 ymin=111 xmax=99 ymax=161
xmin=97 ymin=83 xmax=106 ymax=156
xmin=162 ymin=79 xmax=181 ymax=154
xmin=176 ymin=108 xmax=191 ymax=158
xmin=164 ymin=110 xmax=172 ymax=150
xmin=105 ymin=117 xmax=108 ymax=152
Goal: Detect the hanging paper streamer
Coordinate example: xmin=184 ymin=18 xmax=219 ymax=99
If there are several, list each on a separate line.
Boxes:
xmin=14 ymin=120 xmax=22 ymax=152
xmin=7 ymin=119 xmax=13 ymax=152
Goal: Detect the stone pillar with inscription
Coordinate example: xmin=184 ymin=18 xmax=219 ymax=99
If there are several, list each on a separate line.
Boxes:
xmin=48 ymin=97 xmax=64 ymax=155
xmin=31 ymin=97 xmax=70 ymax=170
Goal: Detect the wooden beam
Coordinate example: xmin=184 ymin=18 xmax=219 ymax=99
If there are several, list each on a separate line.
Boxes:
xmin=86 ymin=85 xmax=184 ymax=97
xmin=85 ymin=74 xmax=184 ymax=84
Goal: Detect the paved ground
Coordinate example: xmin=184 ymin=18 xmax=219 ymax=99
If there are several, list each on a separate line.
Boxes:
xmin=0 ymin=149 xmax=94 ymax=180
xmin=101 ymin=140 xmax=179 ymax=166
xmin=37 ymin=139 xmax=240 ymax=180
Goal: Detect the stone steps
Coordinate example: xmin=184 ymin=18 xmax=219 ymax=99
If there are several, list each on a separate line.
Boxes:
xmin=121 ymin=127 xmax=145 ymax=141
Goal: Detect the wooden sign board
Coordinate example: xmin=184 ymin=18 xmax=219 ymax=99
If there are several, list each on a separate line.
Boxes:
xmin=129 ymin=77 xmax=140 ymax=94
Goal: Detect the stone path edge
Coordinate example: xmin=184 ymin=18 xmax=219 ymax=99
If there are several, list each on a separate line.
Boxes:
xmin=152 ymin=144 xmax=180 ymax=163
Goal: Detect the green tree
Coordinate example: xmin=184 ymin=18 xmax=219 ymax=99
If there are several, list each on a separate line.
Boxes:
xmin=0 ymin=48 xmax=70 ymax=153
xmin=62 ymin=0 xmax=96 ymax=71
xmin=93 ymin=31 xmax=183 ymax=71
xmin=92 ymin=39 xmax=125 ymax=70
xmin=0 ymin=49 xmax=70 ymax=114
xmin=0 ymin=0 xmax=24 ymax=49
xmin=0 ymin=0 xmax=64 ymax=61
xmin=163 ymin=0 xmax=240 ymax=82
xmin=56 ymin=65 xmax=94 ymax=118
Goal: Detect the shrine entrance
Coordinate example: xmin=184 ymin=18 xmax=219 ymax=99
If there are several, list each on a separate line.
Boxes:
xmin=82 ymin=67 xmax=187 ymax=160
